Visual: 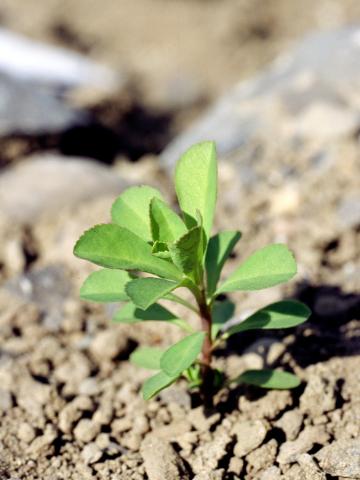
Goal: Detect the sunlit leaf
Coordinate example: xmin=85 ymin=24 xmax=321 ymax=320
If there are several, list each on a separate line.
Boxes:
xmin=80 ymin=269 xmax=132 ymax=302
xmin=111 ymin=186 xmax=163 ymax=241
xmin=169 ymin=226 xmax=204 ymax=275
xmin=126 ymin=277 xmax=180 ymax=310
xmin=74 ymin=224 xmax=182 ymax=281
xmin=175 ymin=141 xmax=217 ymax=237
xmin=217 ymin=244 xmax=296 ymax=293
xmin=150 ymin=197 xmax=186 ymax=243
xmin=130 ymin=347 xmax=164 ymax=370
xmin=225 ymin=300 xmax=310 ymax=336
xmin=160 ymin=332 xmax=205 ymax=377
xmin=142 ymin=371 xmax=178 ymax=400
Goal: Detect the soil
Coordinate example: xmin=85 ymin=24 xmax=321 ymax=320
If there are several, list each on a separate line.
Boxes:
xmin=0 ymin=1 xmax=359 ymax=479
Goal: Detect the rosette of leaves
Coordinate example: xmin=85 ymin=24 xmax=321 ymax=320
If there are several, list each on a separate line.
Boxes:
xmin=74 ymin=141 xmax=311 ymax=405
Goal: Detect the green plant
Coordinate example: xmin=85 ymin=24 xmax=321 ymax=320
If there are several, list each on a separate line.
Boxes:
xmin=74 ymin=141 xmax=311 ymax=406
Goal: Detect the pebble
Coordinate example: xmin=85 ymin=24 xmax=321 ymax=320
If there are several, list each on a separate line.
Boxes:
xmin=191 ymin=430 xmax=232 ymax=474
xmin=188 ymin=406 xmax=221 ymax=432
xmin=297 ymin=453 xmax=326 ymax=480
xmin=89 ymin=328 xmax=129 ymax=361
xmin=81 ymin=442 xmax=103 ymax=465
xmin=275 ymin=409 xmax=303 ymax=441
xmin=28 ymin=424 xmax=57 ymax=456
xmin=316 ymin=439 xmax=360 ymax=478
xmin=300 ymin=375 xmax=336 ymax=416
xmin=246 ymin=439 xmax=278 ymax=476
xmin=277 ymin=426 xmax=329 ymax=464
xmin=58 ymin=396 xmax=94 ymax=433
xmin=232 ymin=420 xmax=268 ymax=457
xmin=74 ymin=418 xmax=101 ymax=444
xmin=259 ymin=466 xmax=282 ymax=480
xmin=17 ymin=422 xmax=36 ymax=444
xmin=140 ymin=435 xmax=190 ymax=480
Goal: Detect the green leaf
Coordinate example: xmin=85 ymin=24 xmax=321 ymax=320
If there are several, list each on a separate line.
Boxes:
xmin=142 ymin=370 xmax=178 ymax=400
xmin=211 ymin=300 xmax=235 ymax=340
xmin=80 ymin=269 xmax=133 ymax=302
xmin=150 ymin=198 xmax=186 ymax=243
xmin=111 ymin=186 xmax=163 ymax=241
xmin=113 ymin=302 xmax=191 ymax=331
xmin=152 ymin=241 xmax=171 ymax=259
xmin=217 ymin=244 xmax=297 ymax=293
xmin=175 ymin=141 xmax=217 ymax=237
xmin=74 ymin=224 xmax=182 ymax=281
xmin=130 ymin=347 xmax=164 ymax=370
xmin=206 ymin=231 xmax=241 ymax=296
xmin=160 ymin=332 xmax=205 ymax=377
xmin=235 ymin=369 xmax=301 ymax=389
xmin=113 ymin=302 xmax=178 ymax=323
xmin=169 ymin=226 xmax=204 ymax=275
xmin=125 ymin=277 xmax=180 ymax=310
xmin=225 ymin=300 xmax=310 ymax=337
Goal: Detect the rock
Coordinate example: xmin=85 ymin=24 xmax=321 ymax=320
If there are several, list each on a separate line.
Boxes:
xmin=337 ymin=195 xmax=360 ymax=229
xmin=0 ymin=28 xmax=119 ymax=91
xmin=188 ymin=406 xmax=221 ymax=432
xmin=246 ymin=439 xmax=278 ymax=476
xmin=277 ymin=426 xmax=330 ymax=464
xmin=58 ymin=396 xmax=94 ymax=434
xmin=78 ymin=378 xmax=100 ymax=396
xmin=81 ymin=442 xmax=103 ymax=465
xmin=74 ymin=419 xmax=101 ymax=444
xmin=28 ymin=424 xmax=57 ymax=456
xmin=228 ymin=457 xmax=244 ymax=476
xmin=0 ymin=155 xmax=126 ymax=223
xmin=297 ymin=453 xmax=326 ymax=480
xmin=89 ymin=328 xmax=129 ymax=362
xmin=0 ymin=388 xmax=13 ymax=412
xmin=275 ymin=409 xmax=303 ymax=441
xmin=231 ymin=420 xmax=268 ymax=457
xmin=140 ymin=435 xmax=190 ymax=480
xmin=17 ymin=423 xmax=36 ymax=444
xmin=161 ymin=27 xmax=360 ymax=170
xmin=316 ymin=439 xmax=360 ymax=478
xmin=193 ymin=471 xmax=225 ymax=480
xmin=259 ymin=466 xmax=282 ymax=480
xmin=238 ymin=390 xmax=292 ymax=420
xmin=191 ymin=430 xmax=232 ymax=474
xmin=300 ymin=375 xmax=336 ymax=416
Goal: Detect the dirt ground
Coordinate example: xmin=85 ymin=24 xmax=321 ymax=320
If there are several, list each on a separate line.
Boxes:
xmin=0 ymin=1 xmax=360 ymax=479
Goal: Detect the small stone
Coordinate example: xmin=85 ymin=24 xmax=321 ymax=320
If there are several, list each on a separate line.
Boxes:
xmin=297 ymin=453 xmax=326 ymax=480
xmin=316 ymin=439 xmax=360 ymax=478
xmin=159 ymin=386 xmax=191 ymax=410
xmin=191 ymin=430 xmax=232 ymax=474
xmin=81 ymin=443 xmax=103 ymax=465
xmin=58 ymin=396 xmax=94 ymax=433
xmin=300 ymin=375 xmax=336 ymax=416
xmin=193 ymin=470 xmax=225 ymax=480
xmin=278 ymin=426 xmax=329 ymax=464
xmin=140 ymin=435 xmax=190 ymax=480
xmin=232 ymin=420 xmax=268 ymax=457
xmin=89 ymin=329 xmax=129 ymax=361
xmin=238 ymin=390 xmax=292 ymax=420
xmin=78 ymin=378 xmax=100 ymax=396
xmin=95 ymin=433 xmax=110 ymax=449
xmin=0 ymin=388 xmax=13 ymax=412
xmin=275 ymin=409 xmax=303 ymax=441
xmin=17 ymin=423 xmax=36 ymax=443
xmin=28 ymin=424 xmax=57 ymax=456
xmin=259 ymin=466 xmax=282 ymax=480
xmin=246 ymin=439 xmax=278 ymax=476
xmin=228 ymin=457 xmax=244 ymax=475
xmin=188 ymin=406 xmax=220 ymax=432
xmin=74 ymin=418 xmax=101 ymax=443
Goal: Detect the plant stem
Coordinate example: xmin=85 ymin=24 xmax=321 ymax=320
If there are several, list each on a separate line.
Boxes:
xmin=198 ymin=289 xmax=214 ymax=408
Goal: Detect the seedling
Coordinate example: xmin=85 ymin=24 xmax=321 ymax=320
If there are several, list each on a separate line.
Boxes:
xmin=74 ymin=141 xmax=311 ymax=406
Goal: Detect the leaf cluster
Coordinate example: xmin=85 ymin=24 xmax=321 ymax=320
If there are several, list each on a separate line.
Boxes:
xmin=74 ymin=141 xmax=311 ymax=401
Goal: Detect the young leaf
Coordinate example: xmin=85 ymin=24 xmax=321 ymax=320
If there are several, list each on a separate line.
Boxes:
xmin=175 ymin=141 xmax=217 ymax=237
xmin=225 ymin=300 xmax=311 ymax=337
xmin=113 ymin=302 xmax=192 ymax=331
xmin=169 ymin=226 xmax=203 ymax=275
xmin=160 ymin=332 xmax=205 ymax=377
xmin=150 ymin=197 xmax=186 ymax=243
xmin=206 ymin=231 xmax=242 ymax=296
xmin=130 ymin=347 xmax=164 ymax=370
xmin=211 ymin=300 xmax=235 ymax=340
xmin=125 ymin=277 xmax=180 ymax=310
xmin=74 ymin=224 xmax=182 ymax=281
xmin=152 ymin=241 xmax=171 ymax=259
xmin=142 ymin=371 xmax=178 ymax=400
xmin=80 ymin=269 xmax=132 ymax=302
xmin=217 ymin=244 xmax=297 ymax=294
xmin=111 ymin=186 xmax=163 ymax=241
xmin=234 ymin=369 xmax=301 ymax=389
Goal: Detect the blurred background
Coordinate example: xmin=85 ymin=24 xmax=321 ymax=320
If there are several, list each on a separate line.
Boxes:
xmin=0 ymin=1 xmax=359 ymax=477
